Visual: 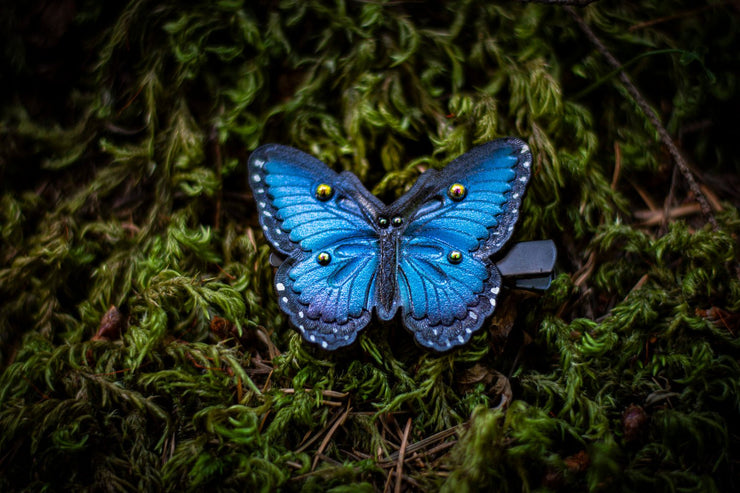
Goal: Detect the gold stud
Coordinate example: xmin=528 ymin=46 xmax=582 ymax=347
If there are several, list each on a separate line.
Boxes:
xmin=448 ymin=250 xmax=463 ymax=264
xmin=315 ymin=183 xmax=333 ymax=201
xmin=447 ymin=183 xmax=466 ymax=201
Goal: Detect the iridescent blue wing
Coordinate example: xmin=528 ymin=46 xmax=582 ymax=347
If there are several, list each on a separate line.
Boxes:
xmin=248 ymin=145 xmax=384 ymax=349
xmin=393 ymin=138 xmax=532 ymax=350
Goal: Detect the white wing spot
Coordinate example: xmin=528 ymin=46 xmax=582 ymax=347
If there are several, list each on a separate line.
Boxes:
xmin=508 ymin=225 xmax=514 ymax=232
xmin=523 ymin=160 xmax=531 ymax=168
xmin=490 ymin=298 xmax=497 ymax=307
xmin=309 ymin=335 xmax=316 ymax=342
xmin=465 ymin=328 xmax=472 ymax=334
xmin=433 ymin=329 xmax=439 ymax=336
xmin=321 ymin=341 xmax=328 ymax=348
xmin=458 ymin=335 xmax=465 ymax=343
xmin=445 ymin=340 xmax=452 ymax=347
xmin=256 ymin=188 xmax=265 ymax=194
xmin=491 ymin=286 xmax=500 ymax=294
xmin=512 ymin=193 xmax=520 ymax=199
xmin=332 ymin=328 xmax=338 ymax=333
xmin=252 ymin=174 xmax=261 ymax=182
xmin=469 ymin=312 xmax=478 ymax=320
xmin=254 ymin=158 xmax=265 ymax=168
xmin=519 ymin=176 xmax=527 ymax=182
xmin=276 ymin=283 xmax=285 ymax=292
xmin=520 ymin=145 xmax=529 ymax=155
xmin=298 ymin=325 xmax=305 ymax=332
xmin=259 ymin=201 xmax=266 ymax=208
xmin=281 ymin=296 xmax=288 ymax=303
xmin=298 ymin=311 xmax=304 ymax=318
xmin=264 ymin=211 xmax=273 ymax=217
xmin=275 ymin=229 xmax=282 ymax=235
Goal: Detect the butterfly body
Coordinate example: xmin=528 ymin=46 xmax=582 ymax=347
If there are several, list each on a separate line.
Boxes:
xmin=248 ymin=138 xmax=531 ymax=351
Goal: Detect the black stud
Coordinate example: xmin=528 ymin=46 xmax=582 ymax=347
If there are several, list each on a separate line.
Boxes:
xmin=317 ymin=252 xmax=331 ymax=265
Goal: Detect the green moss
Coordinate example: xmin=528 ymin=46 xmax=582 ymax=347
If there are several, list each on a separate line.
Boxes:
xmin=1 ymin=0 xmax=739 ymax=490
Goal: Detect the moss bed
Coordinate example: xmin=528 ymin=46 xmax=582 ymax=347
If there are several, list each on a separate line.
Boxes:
xmin=1 ymin=1 xmax=739 ymax=491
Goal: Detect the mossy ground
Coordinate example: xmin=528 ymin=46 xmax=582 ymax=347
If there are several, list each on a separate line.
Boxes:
xmin=1 ymin=1 xmax=739 ymax=491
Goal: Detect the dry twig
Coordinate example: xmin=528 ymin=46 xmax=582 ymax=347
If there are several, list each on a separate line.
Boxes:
xmin=566 ymin=6 xmax=718 ymax=229
xmin=394 ymin=418 xmax=413 ymax=493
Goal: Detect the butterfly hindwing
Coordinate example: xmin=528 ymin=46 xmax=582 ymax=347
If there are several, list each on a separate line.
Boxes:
xmin=274 ymin=248 xmax=376 ymax=349
xmin=395 ymin=138 xmax=532 ymax=350
xmin=248 ymin=145 xmax=384 ymax=349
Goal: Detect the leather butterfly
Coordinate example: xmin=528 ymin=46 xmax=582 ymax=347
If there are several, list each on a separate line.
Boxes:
xmin=248 ymin=138 xmax=532 ymax=351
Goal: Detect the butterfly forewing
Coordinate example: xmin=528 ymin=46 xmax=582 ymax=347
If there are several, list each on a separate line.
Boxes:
xmin=249 ymin=146 xmax=376 ymax=255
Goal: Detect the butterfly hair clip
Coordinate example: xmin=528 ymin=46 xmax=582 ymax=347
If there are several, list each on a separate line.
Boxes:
xmin=248 ymin=138 xmax=555 ymax=351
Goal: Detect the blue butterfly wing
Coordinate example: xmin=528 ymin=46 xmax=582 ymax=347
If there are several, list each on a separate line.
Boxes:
xmin=395 ymin=138 xmax=532 ymax=350
xmin=248 ymin=144 xmax=384 ymax=349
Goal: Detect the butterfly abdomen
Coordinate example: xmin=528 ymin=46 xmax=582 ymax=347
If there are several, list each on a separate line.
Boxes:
xmin=375 ymin=225 xmax=400 ymax=320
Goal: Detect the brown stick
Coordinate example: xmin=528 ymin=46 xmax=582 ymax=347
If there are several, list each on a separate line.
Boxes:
xmin=394 ymin=418 xmax=413 ymax=493
xmin=566 ymin=6 xmax=717 ymax=229
xmin=312 ymin=404 xmax=352 ymax=470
